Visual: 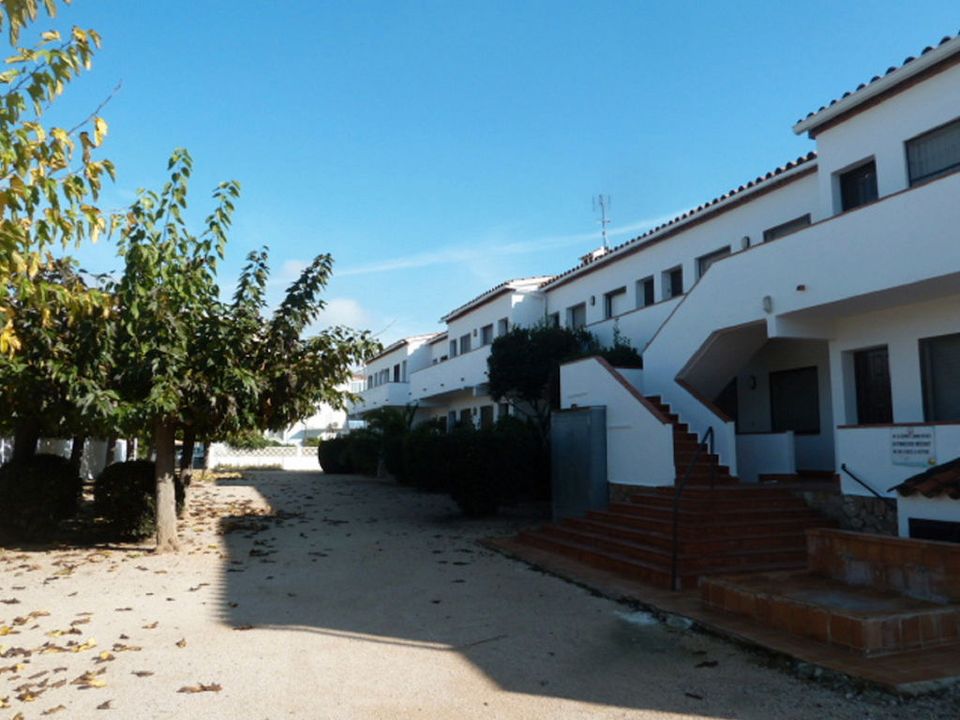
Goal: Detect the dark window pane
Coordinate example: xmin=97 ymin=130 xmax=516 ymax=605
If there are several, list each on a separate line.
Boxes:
xmin=854 ymin=347 xmax=892 ymax=424
xmin=921 ymin=332 xmax=960 ymax=421
xmin=840 ymin=161 xmax=878 ymax=211
xmin=763 ymin=214 xmax=812 ymax=243
xmin=770 ymin=367 xmax=820 ymax=434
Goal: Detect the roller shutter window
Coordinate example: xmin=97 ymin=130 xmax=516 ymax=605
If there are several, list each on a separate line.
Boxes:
xmin=907 ymin=118 xmax=960 ymax=186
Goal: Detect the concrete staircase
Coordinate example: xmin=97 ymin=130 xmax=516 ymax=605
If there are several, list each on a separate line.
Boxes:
xmin=515 ymin=395 xmax=834 ymax=590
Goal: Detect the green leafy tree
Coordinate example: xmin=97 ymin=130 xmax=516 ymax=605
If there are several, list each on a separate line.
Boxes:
xmin=0 ymin=259 xmax=115 ymax=461
xmin=487 ymin=323 xmax=598 ymax=435
xmin=113 ymin=148 xmax=238 ymax=552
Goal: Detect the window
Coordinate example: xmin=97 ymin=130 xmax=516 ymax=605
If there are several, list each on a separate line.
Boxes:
xmin=763 ymin=214 xmax=811 ymax=243
xmin=458 ymin=408 xmax=472 ymax=428
xmin=449 ymin=340 xmax=458 ymax=358
xmin=497 ymin=318 xmax=509 ymax=336
xmin=770 ymin=367 xmax=820 ymax=434
xmin=437 ymin=415 xmax=448 ymax=433
xmin=920 ymin=332 xmax=960 ymax=421
xmin=839 ymin=160 xmax=878 ymax=211
xmin=480 ymin=324 xmax=494 ymax=345
xmin=567 ymin=303 xmax=587 ymax=330
xmin=401 ymin=360 xmax=407 ymax=381
xmin=366 ymin=375 xmax=373 ymax=390
xmin=853 ymin=346 xmax=893 ymax=424
xmin=636 ymin=276 xmax=655 ymax=308
xmin=459 ymin=334 xmax=471 ymax=354
xmin=663 ymin=266 xmax=683 ymax=300
xmin=447 ymin=411 xmax=456 ymax=431
xmin=696 ymin=246 xmax=731 ymax=279
xmin=907 ymin=117 xmax=960 ymax=186
xmin=479 ymin=405 xmax=494 ymax=429
xmin=498 ymin=403 xmax=510 ymax=419
xmin=603 ymin=287 xmax=627 ymax=319
xmin=392 ymin=363 xmax=400 ymax=382
xmin=547 ymin=312 xmax=560 ymax=328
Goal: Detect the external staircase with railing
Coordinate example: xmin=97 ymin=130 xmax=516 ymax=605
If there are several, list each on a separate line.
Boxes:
xmin=516 ymin=391 xmax=834 ymax=590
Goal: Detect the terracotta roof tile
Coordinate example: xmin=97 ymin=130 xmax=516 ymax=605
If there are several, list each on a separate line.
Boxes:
xmin=891 ymin=456 xmax=960 ymax=500
xmin=795 ymin=32 xmax=960 ymax=130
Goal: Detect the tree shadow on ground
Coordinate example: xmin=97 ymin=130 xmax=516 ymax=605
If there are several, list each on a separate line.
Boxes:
xmin=213 ymin=471 xmax=783 ymax=718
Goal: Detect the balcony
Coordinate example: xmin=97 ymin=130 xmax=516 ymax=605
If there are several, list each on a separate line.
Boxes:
xmin=348 ymin=382 xmax=413 ymax=416
xmin=409 ymin=345 xmax=492 ymax=402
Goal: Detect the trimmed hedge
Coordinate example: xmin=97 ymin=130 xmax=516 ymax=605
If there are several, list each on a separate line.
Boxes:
xmin=94 ymin=460 xmax=185 ymax=540
xmin=317 ymin=431 xmax=380 ymax=476
xmin=317 ymin=436 xmax=351 ymax=474
xmin=0 ymin=454 xmax=83 ymax=540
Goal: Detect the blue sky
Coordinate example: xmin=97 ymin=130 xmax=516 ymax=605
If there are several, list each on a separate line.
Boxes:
xmin=34 ymin=1 xmax=960 ymax=344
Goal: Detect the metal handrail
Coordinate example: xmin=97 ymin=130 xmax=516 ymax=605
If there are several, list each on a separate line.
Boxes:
xmin=671 ymin=426 xmax=714 ymax=591
xmin=839 ymin=463 xmax=884 ymax=499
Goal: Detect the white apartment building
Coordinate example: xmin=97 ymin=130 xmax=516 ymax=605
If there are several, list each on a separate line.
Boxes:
xmin=352 ymin=33 xmax=960 ymax=540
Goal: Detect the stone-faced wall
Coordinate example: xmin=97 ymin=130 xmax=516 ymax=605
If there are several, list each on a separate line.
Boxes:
xmin=795 ymin=489 xmax=898 ymax=536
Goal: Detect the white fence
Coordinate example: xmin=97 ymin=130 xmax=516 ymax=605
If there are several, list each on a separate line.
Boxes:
xmin=207 ymin=443 xmax=320 ymax=471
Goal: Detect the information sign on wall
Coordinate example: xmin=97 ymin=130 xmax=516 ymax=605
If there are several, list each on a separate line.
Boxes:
xmin=891 ymin=426 xmax=936 ymax=467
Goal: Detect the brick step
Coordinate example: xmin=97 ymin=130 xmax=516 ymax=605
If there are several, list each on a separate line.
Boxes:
xmin=643 ymin=485 xmax=798 ymax=500
xmin=607 ymin=502 xmax=823 ymax=524
xmin=515 ymin=529 xmax=686 ymax=589
xmin=702 ymin=572 xmax=960 ymax=657
xmin=538 ymin=524 xmax=807 ymax=572
xmin=626 ymin=493 xmax=810 ymax=512
xmin=585 ymin=509 xmax=833 ymax=538
xmin=563 ymin=518 xmax=809 ymax=554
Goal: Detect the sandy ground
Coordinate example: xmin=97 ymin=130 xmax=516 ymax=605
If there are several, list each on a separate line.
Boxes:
xmin=0 ymin=470 xmax=957 ymax=720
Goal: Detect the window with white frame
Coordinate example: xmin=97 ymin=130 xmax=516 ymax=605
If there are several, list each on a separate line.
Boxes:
xmin=907 ymin=117 xmax=960 ymax=186
xmin=696 ymin=246 xmax=731 ymax=279
xmin=636 ymin=276 xmax=655 ymax=308
xmin=763 ymin=215 xmax=811 ymax=243
xmin=662 ymin=266 xmax=683 ymax=299
xmin=459 ymin=334 xmax=471 ymax=354
xmin=603 ymin=287 xmax=627 ymax=319
xmin=838 ymin=159 xmax=878 ymax=211
xmin=497 ymin=317 xmax=509 ymax=336
xmin=566 ymin=303 xmax=586 ymax=329
xmin=480 ymin=324 xmax=494 ymax=345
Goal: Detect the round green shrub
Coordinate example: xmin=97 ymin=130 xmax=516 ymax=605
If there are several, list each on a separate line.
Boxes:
xmin=94 ymin=460 xmax=185 ymax=540
xmin=318 ymin=436 xmax=352 ymax=474
xmin=0 ymin=454 xmax=83 ymax=540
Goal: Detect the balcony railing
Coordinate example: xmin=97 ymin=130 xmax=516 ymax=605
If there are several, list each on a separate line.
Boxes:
xmin=410 ymin=345 xmax=492 ymax=401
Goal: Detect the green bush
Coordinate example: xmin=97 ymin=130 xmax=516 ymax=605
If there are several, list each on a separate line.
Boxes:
xmin=317 ymin=436 xmax=351 ymax=474
xmin=94 ymin=460 xmax=185 ymax=539
xmin=401 ymin=420 xmax=452 ymax=492
xmin=342 ymin=429 xmax=380 ymax=476
xmin=0 ymin=454 xmax=83 ymax=540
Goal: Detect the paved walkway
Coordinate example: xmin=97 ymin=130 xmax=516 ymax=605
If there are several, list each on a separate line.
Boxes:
xmin=0 ymin=471 xmax=956 ymax=718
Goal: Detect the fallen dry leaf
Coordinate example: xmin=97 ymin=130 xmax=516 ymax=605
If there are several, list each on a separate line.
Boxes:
xmin=97 ymin=699 xmax=113 ymax=710
xmin=131 ymin=671 xmax=153 ymax=678
xmin=41 ymin=705 xmax=67 ymax=715
xmin=177 ymin=683 xmax=221 ymax=693
xmin=175 ymin=639 xmax=187 ymax=648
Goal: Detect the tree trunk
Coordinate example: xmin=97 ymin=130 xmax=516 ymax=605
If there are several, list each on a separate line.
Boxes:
xmin=153 ymin=419 xmax=179 ymax=553
xmin=104 ymin=437 xmax=117 ymax=468
xmin=69 ymin=434 xmax=86 ymax=474
xmin=12 ymin=421 xmax=40 ymax=462
xmin=200 ymin=440 xmax=210 ymax=473
xmin=179 ymin=429 xmax=196 ymax=488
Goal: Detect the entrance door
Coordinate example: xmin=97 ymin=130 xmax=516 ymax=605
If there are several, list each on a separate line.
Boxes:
xmin=854 ymin=347 xmax=893 ymax=424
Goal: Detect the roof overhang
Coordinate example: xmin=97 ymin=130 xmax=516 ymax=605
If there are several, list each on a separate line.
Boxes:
xmin=794 ymin=35 xmax=960 ymax=137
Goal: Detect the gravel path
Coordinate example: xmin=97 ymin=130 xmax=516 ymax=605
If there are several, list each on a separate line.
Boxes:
xmin=0 ymin=470 xmax=957 ymax=719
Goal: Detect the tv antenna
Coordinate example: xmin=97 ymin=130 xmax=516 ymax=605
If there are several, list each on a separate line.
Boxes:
xmin=593 ymin=195 xmax=611 ymax=249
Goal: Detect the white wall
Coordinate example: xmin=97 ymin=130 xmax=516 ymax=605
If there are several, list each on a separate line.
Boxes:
xmin=813 ymin=63 xmax=960 ymax=219
xmin=897 ymin=495 xmax=960 ymax=538
xmin=736 ymin=339 xmax=835 ymax=471
xmin=835 ymin=425 xmax=960 ymax=498
xmin=829 ymin=294 xmax=960 ymax=427
xmin=642 ymin=170 xmax=960 ymax=475
xmin=561 ymin=357 xmax=675 ymax=487
xmin=544 ymin=169 xmax=818 ymax=347
xmin=736 ymin=432 xmax=796 ymax=483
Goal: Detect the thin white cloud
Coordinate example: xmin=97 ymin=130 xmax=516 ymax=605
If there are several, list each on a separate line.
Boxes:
xmin=314 ymin=297 xmax=372 ymax=329
xmin=337 ymin=214 xmax=678 ymax=278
